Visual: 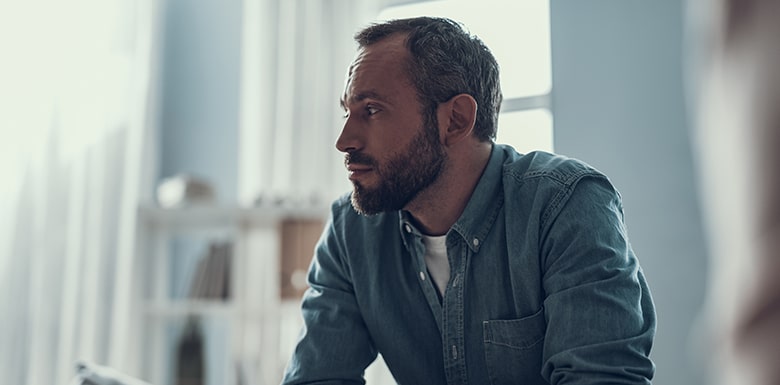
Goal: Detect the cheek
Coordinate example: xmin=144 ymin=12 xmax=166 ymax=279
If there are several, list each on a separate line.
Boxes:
xmin=366 ymin=116 xmax=426 ymax=159
xmin=367 ymin=132 xmax=405 ymax=156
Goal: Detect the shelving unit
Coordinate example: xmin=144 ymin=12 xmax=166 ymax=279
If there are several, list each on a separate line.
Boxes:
xmin=134 ymin=204 xmax=327 ymax=385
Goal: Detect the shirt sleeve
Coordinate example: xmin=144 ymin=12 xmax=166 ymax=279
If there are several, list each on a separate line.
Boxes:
xmin=539 ymin=174 xmax=656 ymax=384
xmin=281 ymin=210 xmax=378 ymax=385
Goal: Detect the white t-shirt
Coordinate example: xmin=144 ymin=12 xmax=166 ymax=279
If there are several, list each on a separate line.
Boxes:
xmin=422 ymin=234 xmax=449 ymax=296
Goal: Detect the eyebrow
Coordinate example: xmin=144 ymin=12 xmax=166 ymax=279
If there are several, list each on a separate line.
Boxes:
xmin=340 ymin=90 xmax=384 ymax=110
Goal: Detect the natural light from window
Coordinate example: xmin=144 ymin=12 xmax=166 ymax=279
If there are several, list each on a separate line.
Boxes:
xmin=378 ymin=0 xmax=550 ymax=98
xmin=497 ymin=109 xmax=553 ymax=153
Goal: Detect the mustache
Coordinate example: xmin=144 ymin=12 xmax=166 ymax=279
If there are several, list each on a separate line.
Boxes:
xmin=344 ymin=152 xmax=377 ymax=168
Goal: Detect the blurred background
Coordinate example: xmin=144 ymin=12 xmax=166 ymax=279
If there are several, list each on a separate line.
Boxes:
xmin=0 ymin=0 xmax=729 ymax=384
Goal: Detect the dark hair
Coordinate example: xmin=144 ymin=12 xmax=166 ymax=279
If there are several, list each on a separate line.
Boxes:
xmin=355 ymin=16 xmax=503 ymax=142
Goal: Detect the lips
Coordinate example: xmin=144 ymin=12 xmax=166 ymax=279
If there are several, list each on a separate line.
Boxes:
xmin=346 ymin=163 xmax=373 ymax=181
xmin=344 ymin=153 xmax=376 ymax=181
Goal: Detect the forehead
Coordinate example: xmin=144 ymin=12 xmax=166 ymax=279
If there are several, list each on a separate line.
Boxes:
xmin=343 ymin=34 xmax=414 ymax=104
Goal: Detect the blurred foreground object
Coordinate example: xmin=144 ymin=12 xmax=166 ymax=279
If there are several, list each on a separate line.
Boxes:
xmin=71 ymin=361 xmax=151 ymax=385
xmin=156 ymin=174 xmax=216 ymax=208
xmin=692 ymin=0 xmax=780 ymax=384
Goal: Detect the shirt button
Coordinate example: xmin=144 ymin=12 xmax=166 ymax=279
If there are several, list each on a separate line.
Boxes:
xmin=451 ymin=345 xmax=458 ymax=359
xmin=419 ymin=271 xmax=426 ymax=281
xmin=472 ymin=238 xmax=479 ymax=247
xmin=404 ymin=224 xmax=412 ymax=233
xmin=452 ymin=274 xmax=460 ymax=287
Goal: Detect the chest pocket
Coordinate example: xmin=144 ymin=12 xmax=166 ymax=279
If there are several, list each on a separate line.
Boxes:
xmin=483 ymin=308 xmax=547 ymax=385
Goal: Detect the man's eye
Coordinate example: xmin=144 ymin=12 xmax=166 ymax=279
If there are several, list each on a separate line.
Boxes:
xmin=366 ymin=105 xmax=380 ymax=115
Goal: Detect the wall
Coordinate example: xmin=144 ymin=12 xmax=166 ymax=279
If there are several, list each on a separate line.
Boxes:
xmin=551 ymin=1 xmax=707 ymax=384
xmin=155 ymin=1 xmax=243 ymax=384
xmin=158 ymin=0 xmax=242 ymax=204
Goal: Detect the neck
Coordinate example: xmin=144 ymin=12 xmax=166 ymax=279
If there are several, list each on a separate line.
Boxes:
xmin=404 ymin=141 xmax=492 ymax=236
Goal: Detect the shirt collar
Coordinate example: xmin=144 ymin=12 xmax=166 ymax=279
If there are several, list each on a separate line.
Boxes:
xmin=449 ymin=144 xmax=505 ymax=253
xmin=398 ymin=144 xmax=506 ymax=253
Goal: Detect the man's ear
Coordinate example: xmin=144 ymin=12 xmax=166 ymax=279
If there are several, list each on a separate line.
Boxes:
xmin=437 ymin=93 xmax=477 ymax=146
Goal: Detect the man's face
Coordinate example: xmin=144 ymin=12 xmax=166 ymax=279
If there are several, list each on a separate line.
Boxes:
xmin=336 ymin=34 xmax=446 ymax=215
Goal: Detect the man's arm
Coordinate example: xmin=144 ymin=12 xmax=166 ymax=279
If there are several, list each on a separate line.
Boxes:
xmin=539 ymin=175 xmax=656 ymax=384
xmin=282 ymin=213 xmax=377 ymax=385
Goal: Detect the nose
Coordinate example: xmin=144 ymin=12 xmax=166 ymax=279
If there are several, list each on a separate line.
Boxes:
xmin=335 ymin=115 xmax=362 ymax=153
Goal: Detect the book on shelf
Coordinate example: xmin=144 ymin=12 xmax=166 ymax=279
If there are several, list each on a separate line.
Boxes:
xmin=188 ymin=241 xmax=232 ymax=300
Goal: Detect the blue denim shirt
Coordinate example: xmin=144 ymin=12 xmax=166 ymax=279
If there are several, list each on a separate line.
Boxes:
xmin=283 ymin=145 xmax=656 ymax=385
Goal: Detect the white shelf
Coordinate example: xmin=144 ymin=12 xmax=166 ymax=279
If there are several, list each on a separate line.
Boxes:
xmin=143 ymin=300 xmax=235 ymax=317
xmin=142 ymin=299 xmax=280 ymax=319
xmin=135 ymin=204 xmax=322 ymax=385
xmin=135 ymin=204 xmax=311 ymax=385
xmin=137 ymin=204 xmax=328 ymax=228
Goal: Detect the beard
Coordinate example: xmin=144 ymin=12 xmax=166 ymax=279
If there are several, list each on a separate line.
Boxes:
xmin=347 ymin=122 xmax=446 ymax=216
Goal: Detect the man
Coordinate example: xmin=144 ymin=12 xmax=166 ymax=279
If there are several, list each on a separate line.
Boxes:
xmin=283 ymin=17 xmax=655 ymax=384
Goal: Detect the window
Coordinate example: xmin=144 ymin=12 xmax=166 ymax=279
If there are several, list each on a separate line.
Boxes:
xmin=377 ymin=0 xmax=553 ymax=153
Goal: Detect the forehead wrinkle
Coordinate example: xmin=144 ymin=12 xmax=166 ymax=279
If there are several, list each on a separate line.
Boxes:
xmin=342 ymin=35 xmax=410 ymax=110
xmin=343 ymin=88 xmax=389 ymax=107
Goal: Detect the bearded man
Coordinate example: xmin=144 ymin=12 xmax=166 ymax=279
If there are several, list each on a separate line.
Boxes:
xmin=283 ymin=16 xmax=656 ymax=385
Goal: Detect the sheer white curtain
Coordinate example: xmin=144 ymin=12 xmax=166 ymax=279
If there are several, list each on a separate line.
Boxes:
xmin=238 ymin=0 xmax=386 ymax=206
xmin=0 ymin=0 xmax=160 ymax=383
xmin=238 ymin=1 xmax=390 ymax=383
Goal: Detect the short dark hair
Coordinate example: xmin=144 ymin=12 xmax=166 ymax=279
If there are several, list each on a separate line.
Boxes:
xmin=355 ymin=17 xmax=503 ymax=142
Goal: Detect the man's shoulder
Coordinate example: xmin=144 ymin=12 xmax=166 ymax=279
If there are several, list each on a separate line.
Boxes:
xmin=330 ymin=192 xmax=353 ymax=213
xmin=497 ymin=145 xmax=606 ymax=187
xmin=328 ymin=192 xmax=397 ymax=228
xmin=329 ymin=193 xmax=358 ymax=224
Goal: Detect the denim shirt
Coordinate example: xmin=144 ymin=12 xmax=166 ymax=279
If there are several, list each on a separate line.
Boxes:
xmin=283 ymin=144 xmax=656 ymax=385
